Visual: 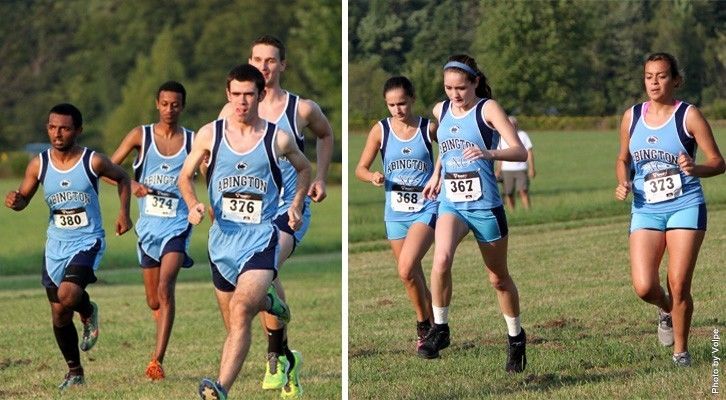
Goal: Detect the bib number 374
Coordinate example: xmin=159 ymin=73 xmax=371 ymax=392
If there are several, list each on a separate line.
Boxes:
xmin=144 ymin=189 xmax=179 ymax=218
xmin=444 ymin=172 xmax=482 ymax=202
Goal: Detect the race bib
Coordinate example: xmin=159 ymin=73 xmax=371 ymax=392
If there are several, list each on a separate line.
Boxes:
xmin=444 ymin=171 xmax=482 ymax=202
xmin=144 ymin=189 xmax=179 ymax=218
xmin=644 ymin=168 xmax=682 ymax=204
xmin=221 ymin=192 xmax=263 ymax=224
xmin=53 ymin=207 xmax=89 ymax=229
xmin=390 ymin=184 xmax=425 ymax=212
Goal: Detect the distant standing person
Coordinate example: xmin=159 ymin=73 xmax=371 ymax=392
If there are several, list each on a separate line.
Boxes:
xmin=218 ymin=35 xmax=333 ymax=397
xmin=4 ymin=103 xmax=132 ymax=389
xmin=421 ymin=55 xmax=528 ymax=373
xmin=180 ymin=64 xmax=310 ymax=400
xmin=615 ymin=52 xmax=724 ymax=367
xmin=107 ymin=81 xmax=194 ymax=380
xmin=495 ymin=116 xmax=535 ymax=210
xmin=355 ymin=76 xmax=438 ymax=352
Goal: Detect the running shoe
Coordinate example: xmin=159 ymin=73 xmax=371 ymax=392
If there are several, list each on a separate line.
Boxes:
xmin=80 ymin=301 xmax=99 ymax=351
xmin=262 ymin=352 xmax=290 ymax=390
xmin=672 ymin=352 xmax=692 ymax=367
xmin=145 ymin=359 xmax=165 ymax=380
xmin=198 ymin=378 xmax=227 ymax=400
xmin=658 ymin=309 xmax=674 ymax=347
xmin=417 ymin=324 xmax=450 ymax=359
xmin=267 ymin=285 xmax=290 ymax=324
xmin=58 ymin=372 xmax=84 ymax=390
xmin=281 ymin=350 xmax=304 ymax=398
xmin=416 ymin=321 xmax=431 ymax=351
xmin=505 ymin=328 xmax=527 ymax=373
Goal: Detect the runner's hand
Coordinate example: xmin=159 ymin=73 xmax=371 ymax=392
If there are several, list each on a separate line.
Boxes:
xmin=615 ymin=181 xmax=631 ymax=201
xmin=288 ymin=207 xmax=302 ymax=231
xmin=188 ymin=203 xmax=205 ymax=225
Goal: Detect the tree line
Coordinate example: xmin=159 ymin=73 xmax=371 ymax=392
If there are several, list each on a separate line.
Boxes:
xmin=0 ymin=0 xmax=341 ymax=157
xmin=348 ymin=0 xmax=725 ymax=129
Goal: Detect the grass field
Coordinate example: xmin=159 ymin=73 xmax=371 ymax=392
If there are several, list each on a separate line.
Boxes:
xmin=0 ymin=179 xmax=341 ymax=398
xmin=348 ymin=129 xmax=725 ymax=399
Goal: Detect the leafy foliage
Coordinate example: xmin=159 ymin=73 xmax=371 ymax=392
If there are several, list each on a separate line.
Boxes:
xmin=0 ymin=1 xmax=341 ymax=153
xmin=349 ymin=0 xmax=725 ymax=126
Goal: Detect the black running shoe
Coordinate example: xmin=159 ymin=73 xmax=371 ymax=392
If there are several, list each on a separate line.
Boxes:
xmin=416 ymin=321 xmax=431 ymax=351
xmin=505 ymin=328 xmax=527 ymax=373
xmin=417 ymin=324 xmax=450 ymax=359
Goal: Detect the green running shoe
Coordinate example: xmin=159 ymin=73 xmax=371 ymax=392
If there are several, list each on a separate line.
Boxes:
xmin=58 ymin=372 xmax=84 ymax=390
xmin=281 ymin=350 xmax=304 ymax=398
xmin=80 ymin=301 xmax=99 ymax=352
xmin=262 ymin=352 xmax=290 ymax=390
xmin=266 ymin=285 xmax=290 ymax=324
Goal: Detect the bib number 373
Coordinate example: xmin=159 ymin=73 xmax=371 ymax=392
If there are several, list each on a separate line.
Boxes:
xmin=644 ymin=168 xmax=682 ymax=204
xmin=53 ymin=207 xmax=89 ymax=229
xmin=444 ymin=171 xmax=482 ymax=202
xmin=222 ymin=192 xmax=263 ymax=224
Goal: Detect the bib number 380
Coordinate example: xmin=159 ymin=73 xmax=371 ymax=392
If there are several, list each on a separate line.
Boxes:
xmin=53 ymin=208 xmax=89 ymax=229
xmin=444 ymin=172 xmax=482 ymax=202
xmin=644 ymin=168 xmax=682 ymax=204
xmin=222 ymin=192 xmax=263 ymax=224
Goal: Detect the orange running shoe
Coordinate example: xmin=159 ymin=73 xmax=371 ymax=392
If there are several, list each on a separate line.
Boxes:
xmin=145 ymin=359 xmax=165 ymax=380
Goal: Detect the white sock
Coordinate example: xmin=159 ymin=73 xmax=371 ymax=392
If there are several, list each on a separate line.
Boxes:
xmin=503 ymin=314 xmax=521 ymax=337
xmin=433 ymin=306 xmax=449 ymax=325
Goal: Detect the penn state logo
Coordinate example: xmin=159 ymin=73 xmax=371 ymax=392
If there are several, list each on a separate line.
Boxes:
xmin=235 ymin=161 xmax=248 ymax=170
xmin=647 ymin=136 xmax=659 ymax=144
xmin=450 ymin=125 xmax=460 ymax=134
xmin=60 ymin=180 xmax=71 ymax=188
xmin=401 ymin=147 xmax=412 ymax=155
xmin=160 ymin=163 xmax=171 ymax=172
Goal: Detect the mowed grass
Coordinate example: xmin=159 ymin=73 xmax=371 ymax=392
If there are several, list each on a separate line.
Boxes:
xmin=349 ymin=211 xmax=725 ymax=399
xmin=0 ymin=179 xmax=341 ymax=275
xmin=0 ymin=252 xmax=341 ymax=399
xmin=0 ymin=173 xmax=342 ymax=398
xmin=348 ymin=129 xmax=726 ymax=399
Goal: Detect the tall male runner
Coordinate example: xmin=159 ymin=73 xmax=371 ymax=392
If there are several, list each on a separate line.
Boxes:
xmin=180 ymin=64 xmax=311 ymax=400
xmin=218 ymin=35 xmax=334 ymax=397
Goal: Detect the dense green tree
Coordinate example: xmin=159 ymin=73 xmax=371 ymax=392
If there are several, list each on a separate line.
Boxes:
xmin=102 ymin=27 xmax=186 ymax=151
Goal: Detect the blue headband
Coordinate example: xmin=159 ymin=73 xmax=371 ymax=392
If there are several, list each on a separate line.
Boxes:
xmin=443 ymin=61 xmax=478 ymax=77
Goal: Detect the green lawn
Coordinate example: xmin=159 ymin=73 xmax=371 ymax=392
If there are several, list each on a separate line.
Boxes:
xmin=348 ymin=129 xmax=726 ymax=399
xmin=0 ymin=252 xmax=341 ymax=399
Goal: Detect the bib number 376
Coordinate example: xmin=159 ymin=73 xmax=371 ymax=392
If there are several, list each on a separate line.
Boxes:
xmin=222 ymin=192 xmax=263 ymax=224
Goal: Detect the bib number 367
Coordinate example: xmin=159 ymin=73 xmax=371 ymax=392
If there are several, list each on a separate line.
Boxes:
xmin=444 ymin=172 xmax=482 ymax=202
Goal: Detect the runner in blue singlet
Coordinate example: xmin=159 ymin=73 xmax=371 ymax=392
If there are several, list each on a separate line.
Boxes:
xmin=615 ymin=53 xmax=725 ymax=367
xmin=419 ymin=55 xmax=529 ymax=373
xmin=355 ymin=76 xmax=439 ymax=353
